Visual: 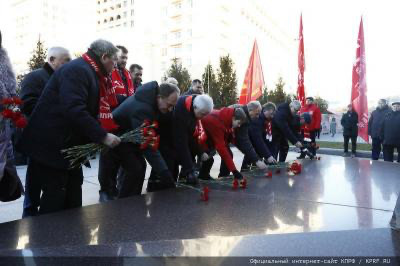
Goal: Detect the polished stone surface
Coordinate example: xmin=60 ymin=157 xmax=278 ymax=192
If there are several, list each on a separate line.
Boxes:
xmin=0 ymin=154 xmax=398 ymax=257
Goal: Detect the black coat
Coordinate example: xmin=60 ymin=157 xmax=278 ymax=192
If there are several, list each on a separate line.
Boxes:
xmin=248 ymin=113 xmax=274 ymax=159
xmin=16 ymin=54 xmax=107 ymax=169
xmin=112 ymin=81 xmax=168 ymax=174
xmin=368 ymin=106 xmax=391 ymax=139
xmin=20 ymin=63 xmax=54 ymax=117
xmin=272 ymin=103 xmax=300 ymax=145
xmin=173 ymin=95 xmax=201 ymax=175
xmin=341 ymin=111 xmax=358 ymax=137
xmin=234 ymin=105 xmax=260 ymax=163
xmin=381 ymin=111 xmax=400 ymax=146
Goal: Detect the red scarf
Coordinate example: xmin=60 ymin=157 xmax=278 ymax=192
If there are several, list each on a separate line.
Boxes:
xmin=82 ymin=53 xmax=119 ymax=132
xmin=111 ymin=68 xmax=134 ymax=97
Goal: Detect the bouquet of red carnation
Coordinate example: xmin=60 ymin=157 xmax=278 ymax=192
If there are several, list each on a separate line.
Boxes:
xmin=1 ymin=97 xmax=27 ymax=128
xmin=62 ymin=120 xmax=160 ymax=168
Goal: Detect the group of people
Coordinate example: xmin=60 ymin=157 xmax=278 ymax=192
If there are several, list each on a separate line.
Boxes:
xmin=339 ymin=100 xmax=400 ymax=161
xmin=0 ymin=38 xmax=324 ymax=216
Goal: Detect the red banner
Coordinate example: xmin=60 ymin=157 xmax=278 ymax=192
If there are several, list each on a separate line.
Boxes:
xmin=351 ymin=17 xmax=369 ymax=143
xmin=239 ymin=40 xmax=265 ymax=104
xmin=297 ymin=14 xmax=306 ymax=107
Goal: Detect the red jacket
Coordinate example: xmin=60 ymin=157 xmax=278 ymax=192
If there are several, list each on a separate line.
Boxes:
xmin=111 ymin=68 xmax=134 ymax=97
xmin=201 ymin=108 xmax=237 ymax=172
xmin=300 ymin=103 xmax=321 ymax=131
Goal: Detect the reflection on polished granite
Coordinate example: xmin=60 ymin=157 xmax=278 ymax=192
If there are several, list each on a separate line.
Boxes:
xmin=0 ymin=155 xmax=399 ymax=257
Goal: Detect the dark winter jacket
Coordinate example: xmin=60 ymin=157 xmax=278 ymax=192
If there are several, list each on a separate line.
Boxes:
xmin=20 ymin=63 xmax=54 ymax=117
xmin=231 ymin=105 xmax=260 ymax=163
xmin=341 ymin=111 xmax=359 ymax=137
xmin=182 ymin=87 xmax=201 ymax=96
xmin=112 ymin=81 xmax=168 ymax=174
xmin=381 ymin=110 xmax=400 ymax=146
xmin=201 ymin=108 xmax=237 ymax=172
xmin=173 ymin=95 xmax=201 ymax=175
xmin=368 ymin=105 xmax=391 ymax=139
xmin=248 ymin=113 xmax=274 ymax=159
xmin=16 ymin=52 xmax=108 ymax=169
xmin=272 ymin=103 xmax=301 ymax=144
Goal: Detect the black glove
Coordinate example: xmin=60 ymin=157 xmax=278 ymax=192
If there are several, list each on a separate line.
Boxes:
xmin=159 ymin=170 xmax=176 ymax=188
xmin=232 ymin=170 xmax=243 ymax=180
xmin=186 ymin=170 xmax=199 ymax=185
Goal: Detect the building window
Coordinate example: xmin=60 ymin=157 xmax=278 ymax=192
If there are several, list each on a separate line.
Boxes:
xmin=117 ymin=3 xmax=122 ymax=8
xmin=124 ymin=22 xmax=127 ymax=27
xmin=162 ymin=48 xmax=167 ymax=56
xmin=110 ymin=17 xmax=114 ymax=21
xmin=124 ymin=1 xmax=127 ymax=7
xmin=131 ymin=9 xmax=134 ymax=16
xmin=124 ymin=11 xmax=127 ymax=18
xmin=173 ymin=31 xmax=181 ymax=39
xmin=104 ymin=19 xmax=107 ymax=23
xmin=131 ymin=20 xmax=134 ymax=27
xmin=103 ymin=8 xmax=107 ymax=13
xmin=187 ymin=0 xmax=193 ymax=7
xmin=117 ymin=15 xmax=121 ymax=19
xmin=98 ymin=1 xmax=100 ymax=4
xmin=131 ymin=0 xmax=134 ymax=4
xmin=174 ymin=2 xmax=182 ymax=9
xmin=98 ymin=21 xmax=101 ymax=24
xmin=104 ymin=0 xmax=107 ymax=2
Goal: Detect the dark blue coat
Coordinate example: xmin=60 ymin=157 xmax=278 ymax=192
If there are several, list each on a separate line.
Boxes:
xmin=272 ymin=103 xmax=300 ymax=145
xmin=173 ymin=95 xmax=201 ymax=175
xmin=248 ymin=113 xmax=274 ymax=159
xmin=368 ymin=106 xmax=391 ymax=139
xmin=341 ymin=111 xmax=358 ymax=137
xmin=112 ymin=81 xmax=168 ymax=174
xmin=17 ymin=55 xmax=107 ymax=169
xmin=20 ymin=63 xmax=54 ymax=117
xmin=381 ymin=111 xmax=400 ymax=146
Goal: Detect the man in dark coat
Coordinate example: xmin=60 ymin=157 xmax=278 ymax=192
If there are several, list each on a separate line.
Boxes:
xmin=368 ymin=99 xmax=391 ymax=160
xmin=243 ymin=102 xmax=277 ymax=170
xmin=173 ymin=94 xmax=213 ymax=184
xmin=19 ymin=46 xmax=70 ymax=217
xmin=381 ymin=102 xmax=400 ymax=162
xmin=219 ymin=101 xmax=267 ymax=177
xmin=112 ymin=81 xmax=180 ymax=193
xmin=272 ymin=100 xmax=304 ymax=162
xmin=182 ymin=79 xmax=204 ymax=96
xmin=17 ymin=39 xmax=121 ymax=215
xmin=129 ymin=64 xmax=143 ymax=93
xmin=341 ymin=104 xmax=359 ymax=157
xmin=21 ymin=47 xmax=71 ymax=117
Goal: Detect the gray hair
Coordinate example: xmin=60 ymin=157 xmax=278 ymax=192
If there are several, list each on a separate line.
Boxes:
xmin=89 ymin=39 xmax=118 ymax=58
xmin=263 ymin=102 xmax=276 ymax=111
xmin=193 ymin=94 xmax=214 ymax=114
xmin=165 ymin=77 xmax=178 ymax=86
xmin=247 ymin=101 xmax=262 ymax=112
xmin=159 ymin=82 xmax=180 ymax=98
xmin=47 ymin=46 xmax=70 ymax=61
xmin=290 ymin=100 xmax=301 ymax=111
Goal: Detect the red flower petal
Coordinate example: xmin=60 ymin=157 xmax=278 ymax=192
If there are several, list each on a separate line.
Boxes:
xmin=15 ymin=117 xmax=27 ymax=128
xmin=266 ymin=171 xmax=273 ymax=178
xmin=1 ymin=109 xmax=14 ymax=118
xmin=232 ymin=179 xmax=239 ymax=190
xmin=1 ymin=98 xmax=14 ymax=105
xmin=240 ymin=178 xmax=247 ymax=189
xmin=12 ymin=97 xmax=23 ymax=105
xmin=152 ymin=121 xmax=159 ymax=129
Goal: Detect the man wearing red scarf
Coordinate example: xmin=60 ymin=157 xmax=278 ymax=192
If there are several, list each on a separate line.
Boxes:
xmin=17 ymin=39 xmax=121 ymax=215
xmin=299 ymin=97 xmax=321 ymax=156
xmin=98 ymin=45 xmax=135 ymax=202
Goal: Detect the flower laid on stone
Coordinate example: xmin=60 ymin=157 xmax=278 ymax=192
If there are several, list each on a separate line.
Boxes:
xmin=1 ymin=97 xmax=27 ymax=128
xmin=200 ymin=186 xmax=209 ymax=201
xmin=240 ymin=178 xmax=247 ymax=188
xmin=288 ymin=160 xmax=302 ymax=175
xmin=176 ymin=182 xmax=210 ymax=202
xmin=266 ymin=171 xmax=273 ymax=178
xmin=62 ymin=120 xmax=159 ymax=168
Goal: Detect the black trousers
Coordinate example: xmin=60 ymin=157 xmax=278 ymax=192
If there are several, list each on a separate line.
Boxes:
xmin=343 ymin=135 xmax=357 ymax=153
xmin=219 ymin=146 xmax=234 ymax=177
xmin=383 ymin=145 xmax=400 ymax=163
xmin=371 ymin=137 xmax=383 ymax=160
xmin=22 ymin=158 xmax=42 ymax=217
xmin=27 ymin=159 xmax=84 ymax=215
xmin=98 ymin=143 xmax=146 ymax=198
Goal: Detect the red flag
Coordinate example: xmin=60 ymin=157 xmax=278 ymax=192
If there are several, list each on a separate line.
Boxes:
xmin=239 ymin=40 xmax=264 ymax=104
xmin=297 ymin=14 xmax=306 ymax=106
xmin=351 ymin=17 xmax=369 ymax=143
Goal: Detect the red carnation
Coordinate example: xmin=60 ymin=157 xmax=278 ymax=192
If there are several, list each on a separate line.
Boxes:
xmin=266 ymin=171 xmax=273 ymax=178
xmin=147 ymin=129 xmax=156 ymax=137
xmin=200 ymin=186 xmax=209 ymax=201
xmin=142 ymin=127 xmax=148 ymax=136
xmin=290 ymin=161 xmax=302 ymax=175
xmin=1 ymin=109 xmax=13 ymax=118
xmin=1 ymin=98 xmax=14 ymax=105
xmin=143 ymin=120 xmax=151 ymax=127
xmin=150 ymin=140 xmax=159 ymax=151
xmin=240 ymin=178 xmax=247 ymax=189
xmin=152 ymin=121 xmax=159 ymax=129
xmin=12 ymin=97 xmax=23 ymax=105
xmin=232 ymin=179 xmax=239 ymax=190
xmin=140 ymin=142 xmax=148 ymax=150
xmin=12 ymin=111 xmax=22 ymax=121
xmin=15 ymin=117 xmax=28 ymax=128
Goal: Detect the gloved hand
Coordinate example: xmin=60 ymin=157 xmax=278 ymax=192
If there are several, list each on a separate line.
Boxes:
xmin=201 ymin=153 xmax=210 ymax=162
xmin=232 ymin=170 xmax=243 ymax=180
xmin=102 ymin=133 xmax=121 ymax=148
xmin=159 ymin=170 xmax=176 ymax=189
xmin=295 ymin=141 xmax=303 ymax=148
xmin=267 ymin=156 xmax=277 ymax=164
xmin=186 ymin=170 xmax=199 ymax=185
xmin=255 ymin=160 xmax=268 ymax=170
